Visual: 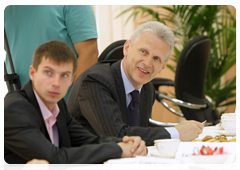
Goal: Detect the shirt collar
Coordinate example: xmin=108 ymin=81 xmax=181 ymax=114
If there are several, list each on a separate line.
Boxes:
xmin=120 ymin=60 xmax=142 ymax=95
xmin=33 ymin=90 xmax=59 ymax=121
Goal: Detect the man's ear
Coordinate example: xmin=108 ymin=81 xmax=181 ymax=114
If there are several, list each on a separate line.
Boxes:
xmin=29 ymin=65 xmax=36 ymax=81
xmin=158 ymin=63 xmax=167 ymax=73
xmin=123 ymin=40 xmax=130 ymax=56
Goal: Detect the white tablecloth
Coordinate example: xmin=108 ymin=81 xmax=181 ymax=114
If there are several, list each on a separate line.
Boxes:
xmin=67 ymin=126 xmax=238 ymax=170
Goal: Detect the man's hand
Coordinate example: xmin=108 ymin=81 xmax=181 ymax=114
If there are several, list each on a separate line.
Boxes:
xmin=175 ymin=120 xmax=204 ymax=141
xmin=22 ymin=159 xmax=49 ymax=170
xmin=122 ymin=136 xmax=147 ymax=157
xmin=117 ymin=136 xmax=147 ymax=158
xmin=117 ymin=141 xmax=134 ymax=158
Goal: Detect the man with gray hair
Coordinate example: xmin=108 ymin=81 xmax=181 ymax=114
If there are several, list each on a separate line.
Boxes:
xmin=67 ymin=21 xmax=204 ymax=146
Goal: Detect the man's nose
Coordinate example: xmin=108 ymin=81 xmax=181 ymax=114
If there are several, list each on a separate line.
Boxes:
xmin=143 ymin=55 xmax=152 ymax=67
xmin=52 ymin=76 xmax=60 ymax=87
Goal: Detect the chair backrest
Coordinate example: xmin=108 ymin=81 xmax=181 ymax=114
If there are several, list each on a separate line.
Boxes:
xmin=98 ymin=40 xmax=126 ymax=61
xmin=175 ymin=35 xmax=218 ymax=123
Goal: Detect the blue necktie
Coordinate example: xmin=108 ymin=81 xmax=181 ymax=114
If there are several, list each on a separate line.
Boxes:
xmin=127 ymin=90 xmax=140 ymax=126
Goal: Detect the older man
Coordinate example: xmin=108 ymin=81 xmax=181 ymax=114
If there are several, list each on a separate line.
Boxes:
xmin=67 ymin=21 xmax=204 ymax=146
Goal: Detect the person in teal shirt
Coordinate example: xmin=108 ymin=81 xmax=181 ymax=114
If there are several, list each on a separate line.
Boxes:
xmin=4 ymin=5 xmax=98 ymax=100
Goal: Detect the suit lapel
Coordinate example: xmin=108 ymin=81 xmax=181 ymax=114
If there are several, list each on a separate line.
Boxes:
xmin=23 ymin=80 xmax=71 ymax=147
xmin=23 ymin=81 xmax=41 ymax=114
xmin=56 ymin=100 xmax=71 ymax=147
xmin=111 ymin=60 xmax=128 ymax=123
xmin=111 ymin=60 xmax=150 ymax=126
xmin=23 ymin=80 xmax=51 ymax=141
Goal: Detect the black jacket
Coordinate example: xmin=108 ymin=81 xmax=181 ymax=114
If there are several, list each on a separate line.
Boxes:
xmin=4 ymin=81 xmax=122 ymax=164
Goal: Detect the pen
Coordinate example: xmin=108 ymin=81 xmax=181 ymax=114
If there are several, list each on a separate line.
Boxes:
xmin=202 ymin=120 xmax=207 ymax=125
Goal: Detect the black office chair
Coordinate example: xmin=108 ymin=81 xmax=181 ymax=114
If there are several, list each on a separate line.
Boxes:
xmin=98 ymin=36 xmax=220 ymax=126
xmin=152 ymin=36 xmax=219 ymax=125
xmin=98 ymin=40 xmax=126 ymax=61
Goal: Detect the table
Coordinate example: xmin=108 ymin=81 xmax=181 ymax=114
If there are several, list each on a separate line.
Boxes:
xmin=66 ymin=126 xmax=238 ymax=170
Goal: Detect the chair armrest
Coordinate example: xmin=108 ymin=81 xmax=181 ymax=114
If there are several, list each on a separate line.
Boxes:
xmin=151 ymin=78 xmax=174 ymax=90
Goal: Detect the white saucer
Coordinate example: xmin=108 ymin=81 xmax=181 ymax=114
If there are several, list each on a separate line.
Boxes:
xmin=215 ymin=130 xmax=236 ymax=136
xmin=150 ymin=151 xmax=175 ymax=158
xmin=215 ymin=123 xmax=224 ymax=130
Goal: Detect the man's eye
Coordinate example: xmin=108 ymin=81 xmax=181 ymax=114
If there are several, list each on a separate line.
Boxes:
xmin=62 ymin=74 xmax=68 ymax=78
xmin=154 ymin=57 xmax=160 ymax=62
xmin=46 ymin=71 xmax=52 ymax=75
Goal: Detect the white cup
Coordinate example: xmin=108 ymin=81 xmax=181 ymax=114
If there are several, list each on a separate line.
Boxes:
xmin=221 ymin=113 xmax=236 ymax=120
xmin=222 ymin=119 xmax=236 ymax=132
xmin=154 ymin=139 xmax=180 ymax=158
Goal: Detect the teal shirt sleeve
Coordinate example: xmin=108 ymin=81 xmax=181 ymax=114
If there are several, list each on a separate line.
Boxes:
xmin=64 ymin=5 xmax=98 ymax=43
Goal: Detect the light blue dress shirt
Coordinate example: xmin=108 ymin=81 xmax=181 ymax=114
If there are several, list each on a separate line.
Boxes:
xmin=120 ymin=60 xmax=179 ymax=139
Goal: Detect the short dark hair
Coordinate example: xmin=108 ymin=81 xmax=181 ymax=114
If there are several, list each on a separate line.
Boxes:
xmin=32 ymin=40 xmax=77 ymax=73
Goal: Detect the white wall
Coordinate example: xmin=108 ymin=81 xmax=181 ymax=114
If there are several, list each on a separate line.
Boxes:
xmin=95 ymin=5 xmax=134 ymax=54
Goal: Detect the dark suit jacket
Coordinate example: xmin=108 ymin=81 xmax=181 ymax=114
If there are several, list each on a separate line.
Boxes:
xmin=4 ymin=81 xmax=123 ymax=164
xmin=67 ymin=60 xmax=171 ymax=146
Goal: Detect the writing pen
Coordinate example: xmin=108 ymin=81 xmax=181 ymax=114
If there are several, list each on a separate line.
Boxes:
xmin=202 ymin=120 xmax=207 ymax=125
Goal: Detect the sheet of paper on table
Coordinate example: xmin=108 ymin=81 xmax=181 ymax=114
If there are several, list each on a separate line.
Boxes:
xmin=104 ymin=156 xmax=188 ymax=170
xmin=134 ymin=156 xmax=180 ymax=170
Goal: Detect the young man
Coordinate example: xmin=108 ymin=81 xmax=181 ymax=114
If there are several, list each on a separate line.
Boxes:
xmin=4 ymin=40 xmax=147 ymax=164
xmin=67 ymin=21 xmax=204 ymax=146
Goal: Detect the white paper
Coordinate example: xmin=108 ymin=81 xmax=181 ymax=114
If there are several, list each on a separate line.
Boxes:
xmin=134 ymin=156 xmax=181 ymax=170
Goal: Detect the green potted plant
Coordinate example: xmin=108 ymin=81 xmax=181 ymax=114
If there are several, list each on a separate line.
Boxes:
xmin=117 ymin=5 xmax=236 ymax=114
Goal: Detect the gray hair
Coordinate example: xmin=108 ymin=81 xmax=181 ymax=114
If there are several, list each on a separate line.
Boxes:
xmin=129 ymin=21 xmax=174 ymax=61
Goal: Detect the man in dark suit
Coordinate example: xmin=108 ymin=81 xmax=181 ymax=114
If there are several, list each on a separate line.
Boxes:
xmin=67 ymin=21 xmax=204 ymax=146
xmin=4 ymin=40 xmax=147 ymax=164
